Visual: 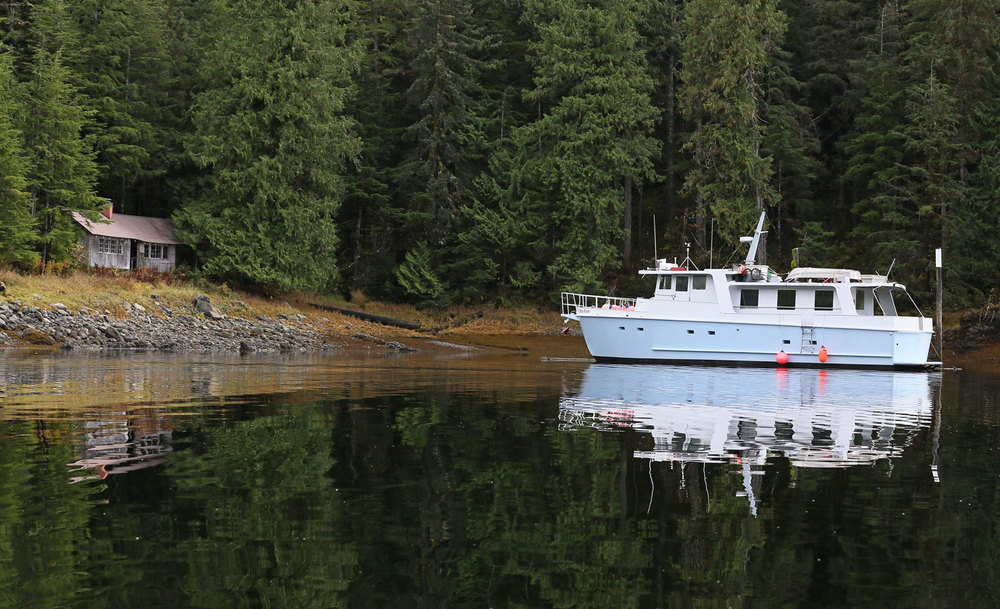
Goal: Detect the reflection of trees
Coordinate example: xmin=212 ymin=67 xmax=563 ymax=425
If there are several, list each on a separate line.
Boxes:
xmin=165 ymin=410 xmax=356 ymax=608
xmin=1 ymin=372 xmax=1000 ymax=607
xmin=0 ymin=421 xmax=101 ymax=608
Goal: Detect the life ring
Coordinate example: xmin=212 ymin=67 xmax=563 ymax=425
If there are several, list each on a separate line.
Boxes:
xmin=750 ymin=268 xmax=761 ymax=281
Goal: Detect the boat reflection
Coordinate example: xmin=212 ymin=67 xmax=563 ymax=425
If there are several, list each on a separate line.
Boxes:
xmin=559 ymin=364 xmax=940 ymax=468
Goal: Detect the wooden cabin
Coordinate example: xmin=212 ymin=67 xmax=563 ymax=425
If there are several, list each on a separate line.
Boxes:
xmin=71 ymin=207 xmax=183 ymax=272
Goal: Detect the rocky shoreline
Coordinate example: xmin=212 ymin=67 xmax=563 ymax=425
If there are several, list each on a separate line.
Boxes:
xmin=0 ymin=295 xmax=365 ymax=353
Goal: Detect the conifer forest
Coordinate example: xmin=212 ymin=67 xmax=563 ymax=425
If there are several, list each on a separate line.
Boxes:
xmin=0 ymin=0 xmax=998 ymax=307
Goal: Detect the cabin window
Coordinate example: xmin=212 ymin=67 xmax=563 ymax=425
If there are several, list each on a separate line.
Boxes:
xmin=693 ymin=275 xmax=707 ymax=290
xmin=676 ymin=276 xmax=689 ymax=291
xmin=815 ymin=290 xmax=834 ymax=311
xmin=144 ymin=243 xmax=166 ymax=259
xmin=855 ymin=290 xmax=865 ymax=311
xmin=740 ymin=289 xmax=759 ymax=308
xmin=97 ymin=237 xmax=124 ymax=255
xmin=659 ymin=276 xmax=672 ymax=290
xmin=777 ymin=289 xmax=796 ymax=310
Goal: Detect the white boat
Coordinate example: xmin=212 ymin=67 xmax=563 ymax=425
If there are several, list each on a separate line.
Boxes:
xmin=558 ymin=364 xmax=938 ymax=468
xmin=561 ymin=213 xmax=938 ymax=369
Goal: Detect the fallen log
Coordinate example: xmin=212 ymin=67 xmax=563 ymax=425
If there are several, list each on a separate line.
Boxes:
xmin=309 ymin=303 xmax=421 ymax=330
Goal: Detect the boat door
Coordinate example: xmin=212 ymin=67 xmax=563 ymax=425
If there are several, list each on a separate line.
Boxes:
xmin=673 ymin=275 xmax=691 ymax=302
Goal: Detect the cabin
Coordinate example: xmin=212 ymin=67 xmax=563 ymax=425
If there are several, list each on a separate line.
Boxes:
xmin=71 ymin=207 xmax=183 ymax=272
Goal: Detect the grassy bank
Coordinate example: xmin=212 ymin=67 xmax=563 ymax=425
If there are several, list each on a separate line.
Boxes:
xmin=0 ymin=269 xmax=566 ymax=342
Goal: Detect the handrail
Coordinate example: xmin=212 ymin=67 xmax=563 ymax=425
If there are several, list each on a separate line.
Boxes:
xmin=561 ymin=292 xmax=637 ymax=316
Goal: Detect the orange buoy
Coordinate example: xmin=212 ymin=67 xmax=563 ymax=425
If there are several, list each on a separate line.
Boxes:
xmin=776 ymin=350 xmax=789 ymax=365
xmin=818 ymin=346 xmax=828 ymax=363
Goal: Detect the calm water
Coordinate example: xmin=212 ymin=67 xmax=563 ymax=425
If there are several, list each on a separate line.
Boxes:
xmin=1 ymin=338 xmax=999 ymax=609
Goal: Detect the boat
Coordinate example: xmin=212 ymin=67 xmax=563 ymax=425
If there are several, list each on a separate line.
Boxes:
xmin=561 ymin=213 xmax=938 ymax=368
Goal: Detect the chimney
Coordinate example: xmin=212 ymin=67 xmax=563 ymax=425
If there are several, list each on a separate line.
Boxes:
xmin=102 ymin=203 xmax=113 ymax=220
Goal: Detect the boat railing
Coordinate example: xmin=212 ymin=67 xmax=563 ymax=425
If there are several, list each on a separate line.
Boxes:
xmin=561 ymin=292 xmax=637 ymax=316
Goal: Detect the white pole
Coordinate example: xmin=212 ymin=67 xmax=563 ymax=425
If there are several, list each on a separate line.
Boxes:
xmin=936 ymin=248 xmax=943 ymax=361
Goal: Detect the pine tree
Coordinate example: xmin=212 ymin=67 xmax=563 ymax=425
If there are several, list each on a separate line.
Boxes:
xmin=22 ymin=47 xmax=101 ymax=268
xmin=955 ymin=53 xmax=1000 ymax=301
xmin=175 ymin=0 xmax=361 ymax=292
xmin=67 ymin=0 xmax=172 ymax=215
xmin=339 ymin=0 xmax=411 ymax=297
xmin=678 ymin=0 xmax=787 ymax=250
xmin=0 ymin=49 xmax=35 ymax=267
xmin=403 ymin=0 xmax=480 ymax=239
xmin=517 ymin=0 xmax=660 ymax=292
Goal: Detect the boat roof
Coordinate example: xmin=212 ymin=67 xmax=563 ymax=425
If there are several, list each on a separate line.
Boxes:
xmin=636 ymin=264 xmax=906 ymax=288
xmin=785 ymin=267 xmax=862 ymax=282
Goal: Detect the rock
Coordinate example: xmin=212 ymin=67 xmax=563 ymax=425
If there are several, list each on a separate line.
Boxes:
xmin=133 ymin=303 xmax=146 ymax=313
xmin=193 ymin=295 xmax=226 ymax=320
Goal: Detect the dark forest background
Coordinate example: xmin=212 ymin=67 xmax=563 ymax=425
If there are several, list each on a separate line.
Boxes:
xmin=0 ymin=0 xmax=998 ymax=307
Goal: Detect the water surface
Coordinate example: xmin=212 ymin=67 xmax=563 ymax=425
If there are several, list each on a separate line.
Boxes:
xmin=1 ymin=338 xmax=998 ymax=608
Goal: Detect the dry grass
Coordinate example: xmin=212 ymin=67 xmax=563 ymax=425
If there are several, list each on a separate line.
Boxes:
xmin=0 ymin=269 xmax=560 ymax=338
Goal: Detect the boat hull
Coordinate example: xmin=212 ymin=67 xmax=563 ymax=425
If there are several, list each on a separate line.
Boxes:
xmin=577 ymin=315 xmax=934 ymax=369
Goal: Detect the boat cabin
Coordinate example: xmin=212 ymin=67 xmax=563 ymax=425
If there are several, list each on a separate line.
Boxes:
xmin=643 ymin=265 xmax=905 ymax=317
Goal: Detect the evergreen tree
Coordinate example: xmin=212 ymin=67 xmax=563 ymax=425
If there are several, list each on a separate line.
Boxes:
xmin=842 ymin=52 xmax=912 ymax=271
xmin=0 ymin=49 xmax=35 ymax=267
xmin=403 ymin=0 xmax=479 ymax=239
xmin=640 ymin=0 xmax=685 ymax=245
xmin=951 ymin=51 xmax=1000 ymax=302
xmin=761 ymin=46 xmax=820 ymax=264
xmin=678 ymin=0 xmax=787 ymax=251
xmin=22 ymin=47 xmax=101 ymax=268
xmin=67 ymin=0 xmax=172 ymax=215
xmin=175 ymin=0 xmax=361 ymax=292
xmin=516 ymin=0 xmax=660 ymax=292
xmin=339 ymin=0 xmax=412 ymax=297
xmin=431 ymin=0 xmax=534 ymax=301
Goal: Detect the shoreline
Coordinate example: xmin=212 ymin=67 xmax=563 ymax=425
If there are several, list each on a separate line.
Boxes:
xmin=0 ymin=293 xmax=569 ymax=354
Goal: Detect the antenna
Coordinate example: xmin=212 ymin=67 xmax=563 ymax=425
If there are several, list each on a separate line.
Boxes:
xmin=744 ymin=211 xmax=767 ymax=266
xmin=886 ymin=258 xmax=896 ymax=279
xmin=653 ymin=215 xmax=657 ymax=260
xmin=709 ymin=218 xmax=714 ymax=268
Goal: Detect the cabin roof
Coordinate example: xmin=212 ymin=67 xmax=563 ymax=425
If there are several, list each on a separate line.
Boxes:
xmin=71 ymin=212 xmax=184 ymax=245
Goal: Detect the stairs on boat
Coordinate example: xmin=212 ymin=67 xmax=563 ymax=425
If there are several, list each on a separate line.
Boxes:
xmin=800 ymin=326 xmax=816 ymax=354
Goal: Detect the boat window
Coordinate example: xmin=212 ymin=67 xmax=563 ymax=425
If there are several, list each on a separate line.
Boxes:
xmin=740 ymin=289 xmax=759 ymax=308
xmin=693 ymin=275 xmax=707 ymax=290
xmin=855 ymin=290 xmax=865 ymax=311
xmin=659 ymin=275 xmax=672 ymax=290
xmin=777 ymin=289 xmax=796 ymax=310
xmin=676 ymin=276 xmax=689 ymax=291
xmin=815 ymin=289 xmax=834 ymax=311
